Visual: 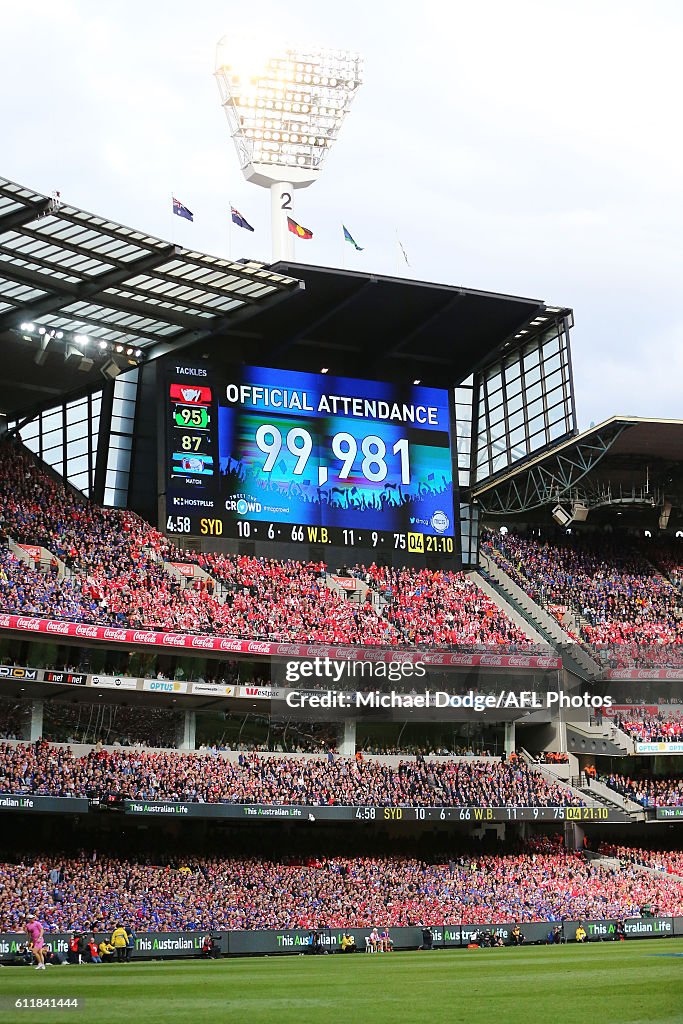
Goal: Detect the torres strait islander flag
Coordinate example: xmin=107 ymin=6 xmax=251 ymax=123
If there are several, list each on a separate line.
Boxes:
xmin=287 ymin=216 xmax=313 ymax=239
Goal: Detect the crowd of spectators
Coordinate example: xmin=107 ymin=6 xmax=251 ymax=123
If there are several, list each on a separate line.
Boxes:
xmin=482 ymin=529 xmax=683 ymax=649
xmin=8 ymin=440 xmax=683 ymax=660
xmin=358 ymin=742 xmax=495 ymax=757
xmin=0 ymin=846 xmax=681 ymax=932
xmin=599 ymin=843 xmax=683 ymax=879
xmin=186 ymin=552 xmax=399 ymax=645
xmin=0 ymin=441 xmax=531 ymax=649
xmin=41 ymin=704 xmax=182 ymax=750
xmin=602 ymin=773 xmax=683 ymax=809
xmin=0 ymin=698 xmax=26 ymax=741
xmin=350 ymin=564 xmax=531 ymax=647
xmin=614 ymin=711 xmax=683 ymax=744
xmin=0 ymin=547 xmax=107 ymax=624
xmin=0 ymin=742 xmax=582 ymax=807
xmin=532 ymin=752 xmax=569 ymax=765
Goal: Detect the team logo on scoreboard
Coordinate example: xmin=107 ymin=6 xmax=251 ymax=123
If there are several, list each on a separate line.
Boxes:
xmin=172 ymin=453 xmax=214 ymax=477
xmin=430 ymin=510 xmax=450 ymax=534
xmin=169 ymin=383 xmax=212 ymax=405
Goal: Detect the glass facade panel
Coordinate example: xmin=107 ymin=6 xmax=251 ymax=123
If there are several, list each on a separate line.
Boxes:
xmin=472 ymin=319 xmax=575 ymax=483
xmin=7 ymin=371 xmax=134 ymax=502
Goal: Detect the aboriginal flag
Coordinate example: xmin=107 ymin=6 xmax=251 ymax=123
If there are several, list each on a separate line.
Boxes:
xmin=287 ymin=216 xmax=313 ymax=239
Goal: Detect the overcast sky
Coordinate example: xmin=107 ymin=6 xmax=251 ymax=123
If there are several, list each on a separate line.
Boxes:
xmin=2 ymin=1 xmax=681 ymax=427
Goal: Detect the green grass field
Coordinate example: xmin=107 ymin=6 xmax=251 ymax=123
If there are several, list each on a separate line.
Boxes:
xmin=2 ymin=940 xmax=682 ymax=1024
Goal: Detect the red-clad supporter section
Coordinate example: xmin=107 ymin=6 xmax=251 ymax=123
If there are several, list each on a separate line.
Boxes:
xmin=611 ymin=710 xmax=683 ymax=745
xmin=348 ymin=563 xmax=530 ymax=646
xmin=0 ymin=440 xmax=556 ymax=662
xmin=0 ymin=612 xmax=559 ymax=666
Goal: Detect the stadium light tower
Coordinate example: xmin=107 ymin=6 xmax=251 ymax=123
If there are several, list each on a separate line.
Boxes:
xmin=215 ymin=38 xmax=363 ymax=262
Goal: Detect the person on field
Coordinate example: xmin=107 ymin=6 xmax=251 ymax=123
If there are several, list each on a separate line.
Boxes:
xmin=87 ymin=938 xmax=102 ymax=964
xmin=575 ymin=924 xmax=587 ymax=943
xmin=25 ymin=914 xmax=46 ymax=970
xmin=67 ymin=933 xmax=80 ymax=965
xmin=124 ymin=925 xmax=136 ymax=962
xmin=111 ymin=924 xmax=128 ymax=963
xmin=99 ymin=939 xmax=115 ymax=963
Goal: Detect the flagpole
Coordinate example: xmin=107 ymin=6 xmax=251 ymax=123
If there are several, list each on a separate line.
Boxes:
xmin=341 ymin=224 xmax=346 ymax=270
xmin=227 ymin=203 xmax=233 ymax=263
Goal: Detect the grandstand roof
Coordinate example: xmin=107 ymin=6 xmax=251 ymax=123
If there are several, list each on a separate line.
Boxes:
xmin=161 ymin=261 xmax=573 ymax=386
xmin=0 ymin=175 xmax=302 ymax=415
xmin=473 ymin=416 xmax=683 ymax=518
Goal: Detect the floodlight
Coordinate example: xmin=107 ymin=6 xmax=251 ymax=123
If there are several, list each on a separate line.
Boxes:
xmin=215 ymin=37 xmax=363 ymax=260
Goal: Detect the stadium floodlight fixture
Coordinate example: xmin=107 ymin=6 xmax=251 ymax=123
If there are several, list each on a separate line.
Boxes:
xmin=215 ymin=36 xmax=363 ymax=261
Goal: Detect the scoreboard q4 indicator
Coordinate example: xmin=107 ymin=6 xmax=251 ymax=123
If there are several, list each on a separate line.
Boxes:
xmin=163 ymin=366 xmax=456 ymax=552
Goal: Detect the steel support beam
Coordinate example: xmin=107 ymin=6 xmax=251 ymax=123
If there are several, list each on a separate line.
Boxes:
xmin=0 ymin=198 xmax=52 ymax=234
xmin=473 ymin=426 xmax=626 ymax=514
xmin=0 ymin=245 xmax=177 ymax=332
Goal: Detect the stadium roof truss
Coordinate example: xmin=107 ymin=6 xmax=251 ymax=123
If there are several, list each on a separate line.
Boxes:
xmin=0 ymin=176 xmax=302 ymax=414
xmin=472 ymin=421 xmax=626 ymax=514
xmin=472 ymin=417 xmax=683 ymax=516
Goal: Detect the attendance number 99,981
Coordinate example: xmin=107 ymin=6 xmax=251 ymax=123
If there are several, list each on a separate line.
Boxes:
xmin=255 ymin=424 xmax=411 ymax=485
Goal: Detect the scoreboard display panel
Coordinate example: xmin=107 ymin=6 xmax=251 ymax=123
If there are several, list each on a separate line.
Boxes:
xmin=163 ymin=364 xmax=455 ymax=553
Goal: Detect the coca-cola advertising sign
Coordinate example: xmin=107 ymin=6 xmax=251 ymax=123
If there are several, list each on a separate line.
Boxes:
xmin=0 ymin=614 xmax=561 ymax=673
xmin=170 ymin=562 xmax=196 ymax=577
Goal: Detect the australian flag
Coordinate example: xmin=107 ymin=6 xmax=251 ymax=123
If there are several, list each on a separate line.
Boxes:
xmin=231 ymin=206 xmax=254 ymax=232
xmin=172 ymin=197 xmax=193 ymax=222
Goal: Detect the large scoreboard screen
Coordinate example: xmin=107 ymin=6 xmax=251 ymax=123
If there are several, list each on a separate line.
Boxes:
xmin=163 ymin=364 xmax=455 ymax=553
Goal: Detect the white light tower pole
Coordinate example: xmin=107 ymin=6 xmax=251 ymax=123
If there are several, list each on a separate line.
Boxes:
xmin=215 ymin=40 xmax=363 ymax=262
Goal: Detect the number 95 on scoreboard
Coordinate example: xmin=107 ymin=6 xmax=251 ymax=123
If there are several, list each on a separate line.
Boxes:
xmin=163 ymin=365 xmax=456 ymax=551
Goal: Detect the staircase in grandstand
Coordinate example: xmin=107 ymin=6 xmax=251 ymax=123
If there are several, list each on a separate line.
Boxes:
xmin=517 ymin=749 xmax=603 ymax=812
xmin=478 ymin=549 xmax=602 ymax=679
xmin=7 ymin=537 xmax=71 ymax=580
xmin=162 ymin=557 xmax=229 ymax=602
xmin=469 ymin=570 xmax=545 ymax=643
xmin=576 ymin=776 xmax=646 ymax=821
xmin=518 ymin=749 xmax=642 ymax=821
